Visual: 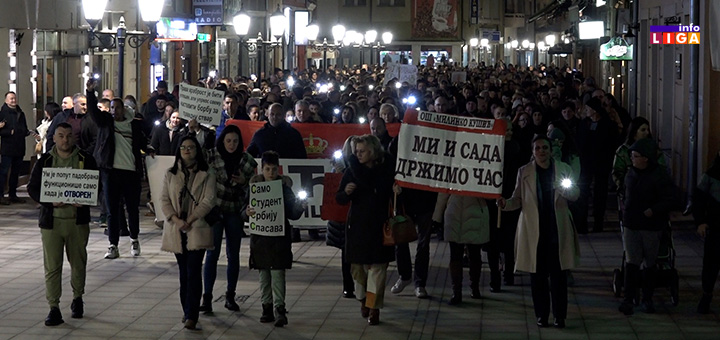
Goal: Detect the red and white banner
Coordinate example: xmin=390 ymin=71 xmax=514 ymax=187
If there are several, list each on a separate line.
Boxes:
xmin=228 ymin=120 xmax=400 ymax=159
xmin=394 ymin=110 xmax=506 ymax=198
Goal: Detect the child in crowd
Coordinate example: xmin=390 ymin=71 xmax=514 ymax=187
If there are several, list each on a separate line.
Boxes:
xmin=243 ymin=151 xmax=306 ymax=327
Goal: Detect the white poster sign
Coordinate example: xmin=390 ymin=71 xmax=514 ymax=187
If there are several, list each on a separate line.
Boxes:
xmin=248 ymin=180 xmax=285 ymax=236
xmin=146 ymin=155 xmax=176 ymax=224
xmin=40 ymin=168 xmax=100 ymax=205
xmin=178 ymin=83 xmax=225 ymax=126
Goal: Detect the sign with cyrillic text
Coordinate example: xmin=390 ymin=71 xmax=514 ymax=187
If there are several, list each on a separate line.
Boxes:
xmin=249 ymin=180 xmax=286 ymax=236
xmin=179 ymin=83 xmax=224 ymax=126
xmin=40 ymin=168 xmax=100 ymax=205
xmin=394 ymin=110 xmax=506 ymax=198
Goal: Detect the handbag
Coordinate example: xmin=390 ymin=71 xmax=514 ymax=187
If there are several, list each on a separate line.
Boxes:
xmin=382 ymin=192 xmax=417 ymax=246
xmin=34 ymin=141 xmax=42 ymax=155
xmin=204 ymin=205 xmax=223 ymax=226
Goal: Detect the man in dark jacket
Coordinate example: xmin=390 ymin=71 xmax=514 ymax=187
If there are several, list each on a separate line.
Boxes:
xmin=86 ymin=81 xmax=149 ymax=260
xmin=27 ymin=122 xmax=98 ymax=326
xmin=0 ymin=91 xmax=31 ymax=204
xmin=246 ymin=103 xmax=307 ymax=159
xmin=618 ymin=138 xmax=674 ymax=316
xmin=45 ymin=93 xmax=97 ymax=154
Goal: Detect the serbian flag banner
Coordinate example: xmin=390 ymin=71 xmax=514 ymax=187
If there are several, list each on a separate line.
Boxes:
xmin=394 ymin=110 xmax=506 ymax=198
xmin=228 ymin=120 xmax=401 ymax=159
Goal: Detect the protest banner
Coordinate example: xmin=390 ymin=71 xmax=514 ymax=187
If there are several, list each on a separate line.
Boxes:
xmin=321 ymin=172 xmax=349 ymax=223
xmin=178 ymin=83 xmax=225 ymax=126
xmin=40 ymin=168 xmax=100 ymax=205
xmin=394 ymin=110 xmax=507 ymax=198
xmin=248 ymin=180 xmax=286 ymax=236
xmin=257 ymin=158 xmax=332 ymax=226
xmin=228 ymin=120 xmax=400 ymax=159
xmin=145 ymin=155 xmax=176 ymax=224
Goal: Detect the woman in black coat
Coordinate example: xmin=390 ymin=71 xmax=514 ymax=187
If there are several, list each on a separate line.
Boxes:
xmin=695 ymin=151 xmax=720 ymax=314
xmin=336 ymin=134 xmax=396 ymax=325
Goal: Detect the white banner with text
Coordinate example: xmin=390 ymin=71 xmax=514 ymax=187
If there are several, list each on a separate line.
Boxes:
xmin=40 ymin=168 xmax=100 ymax=205
xmin=178 ymin=83 xmax=224 ymax=126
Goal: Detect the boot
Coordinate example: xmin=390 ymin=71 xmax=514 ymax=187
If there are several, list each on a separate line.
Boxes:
xmin=698 ymin=292 xmax=712 ymax=314
xmin=489 ymin=269 xmax=501 ymax=293
xmin=448 ymin=261 xmax=463 ymax=305
xmin=199 ymin=294 xmax=213 ymax=313
xmin=619 ymin=263 xmax=639 ymax=315
xmin=360 ymin=298 xmax=370 ymax=318
xmin=367 ymin=308 xmax=380 ymax=325
xmin=260 ymin=303 xmax=275 ymax=323
xmin=225 ymin=292 xmax=240 ymax=311
xmin=641 ymin=267 xmax=657 ymax=313
xmin=274 ymin=306 xmax=288 ymax=327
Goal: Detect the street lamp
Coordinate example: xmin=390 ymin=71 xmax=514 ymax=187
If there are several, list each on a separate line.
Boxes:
xmin=82 ymin=0 xmax=107 ymax=29
xmin=332 ymin=24 xmax=346 ymax=44
xmin=306 ymin=20 xmax=319 ymax=42
xmin=233 ymin=4 xmax=251 ymax=77
xmin=382 ymin=32 xmax=393 ymax=45
xmin=83 ymin=0 xmax=163 ymax=97
xmin=269 ymin=5 xmax=286 ymax=39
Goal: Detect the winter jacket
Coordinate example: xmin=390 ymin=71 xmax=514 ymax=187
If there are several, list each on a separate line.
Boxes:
xmin=335 ymin=154 xmax=395 ymax=264
xmin=245 ymin=121 xmax=307 ymax=159
xmin=612 ymin=142 xmax=667 ymax=191
xmin=433 ymin=193 xmax=490 ymax=245
xmin=86 ymin=89 xmax=148 ymax=173
xmin=503 ymin=160 xmax=581 ymax=273
xmin=623 ymin=165 xmax=674 ymax=231
xmin=27 ymin=146 xmax=98 ymax=229
xmin=149 ymin=119 xmax=184 ymax=155
xmin=242 ymin=175 xmax=304 ymax=270
xmin=0 ymin=103 xmax=29 ymax=157
xmin=160 ymin=163 xmax=216 ymax=253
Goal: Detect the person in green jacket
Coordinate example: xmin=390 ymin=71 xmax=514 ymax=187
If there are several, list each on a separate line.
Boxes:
xmin=612 ymin=117 xmax=666 ymax=220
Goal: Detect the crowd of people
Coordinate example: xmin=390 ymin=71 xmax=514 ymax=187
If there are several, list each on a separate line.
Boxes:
xmin=1 ymin=58 xmax=718 ymax=330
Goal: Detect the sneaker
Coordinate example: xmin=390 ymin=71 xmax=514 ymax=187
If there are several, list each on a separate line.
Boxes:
xmin=390 ymin=278 xmax=412 ymax=294
xmin=130 ymin=240 xmax=141 ymax=256
xmin=104 ymin=245 xmax=119 ymax=259
xmin=45 ymin=307 xmax=64 ymax=326
xmin=414 ymin=286 xmax=428 ymax=298
xmin=71 ymin=297 xmax=84 ymax=318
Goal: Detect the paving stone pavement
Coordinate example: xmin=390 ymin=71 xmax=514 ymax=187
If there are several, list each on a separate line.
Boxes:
xmin=1 ymin=191 xmax=719 ymax=339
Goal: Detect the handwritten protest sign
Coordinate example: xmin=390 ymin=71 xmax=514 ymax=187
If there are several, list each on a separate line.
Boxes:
xmin=40 ymin=168 xmax=100 ymax=205
xmin=384 ymin=63 xmax=418 ymax=86
xmin=394 ymin=110 xmax=507 ymax=198
xmin=249 ymin=180 xmax=285 ymax=236
xmin=179 ymin=83 xmax=224 ymax=126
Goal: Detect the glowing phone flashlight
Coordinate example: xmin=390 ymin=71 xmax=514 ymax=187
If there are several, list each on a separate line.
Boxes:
xmin=297 ymin=190 xmax=308 ymax=200
xmin=561 ymin=178 xmax=572 ymax=189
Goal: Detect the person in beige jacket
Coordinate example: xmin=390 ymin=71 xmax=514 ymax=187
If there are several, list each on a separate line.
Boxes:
xmin=432 ymin=192 xmax=490 ymax=305
xmin=498 ymin=135 xmax=580 ymax=329
xmin=160 ymin=136 xmax=216 ymax=330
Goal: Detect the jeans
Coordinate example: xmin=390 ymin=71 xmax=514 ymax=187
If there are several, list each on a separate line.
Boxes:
xmin=104 ymin=169 xmax=140 ymax=245
xmin=394 ymin=211 xmax=432 ymax=287
xmin=0 ymin=155 xmax=23 ymax=198
xmin=175 ymin=233 xmax=205 ymax=323
xmin=203 ymin=213 xmax=243 ymax=295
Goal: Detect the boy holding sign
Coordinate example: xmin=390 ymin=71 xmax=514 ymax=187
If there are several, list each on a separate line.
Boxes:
xmin=27 ymin=122 xmax=98 ymax=326
xmin=244 ymin=151 xmax=306 ymax=327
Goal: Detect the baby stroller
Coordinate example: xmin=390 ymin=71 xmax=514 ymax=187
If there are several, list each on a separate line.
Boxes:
xmin=612 ymin=222 xmax=679 ymax=306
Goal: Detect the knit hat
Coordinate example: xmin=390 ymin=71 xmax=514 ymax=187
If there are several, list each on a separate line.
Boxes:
xmin=548 ymin=127 xmax=565 ymax=141
xmin=629 ymin=138 xmax=658 ymax=161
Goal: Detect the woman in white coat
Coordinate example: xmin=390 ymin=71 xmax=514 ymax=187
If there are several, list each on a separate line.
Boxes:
xmin=432 ymin=192 xmax=491 ymax=305
xmin=161 ymin=136 xmax=216 ymax=330
xmin=498 ymin=135 xmax=580 ymax=329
